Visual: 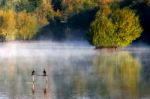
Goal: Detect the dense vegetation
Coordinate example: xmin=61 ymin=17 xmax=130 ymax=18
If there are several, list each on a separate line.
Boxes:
xmin=0 ymin=0 xmax=53 ymax=40
xmin=0 ymin=0 xmax=150 ymax=47
xmin=89 ymin=7 xmax=142 ymax=47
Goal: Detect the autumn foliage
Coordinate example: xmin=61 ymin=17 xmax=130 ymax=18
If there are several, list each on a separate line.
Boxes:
xmin=0 ymin=10 xmax=16 ymax=40
xmin=16 ymin=12 xmax=38 ymax=40
xmin=0 ymin=0 xmax=147 ymax=46
xmin=0 ymin=0 xmax=54 ymax=41
xmin=89 ymin=7 xmax=143 ymax=47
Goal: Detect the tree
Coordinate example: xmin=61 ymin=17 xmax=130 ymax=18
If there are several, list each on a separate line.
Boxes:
xmin=0 ymin=10 xmax=16 ymax=40
xmin=15 ymin=0 xmax=42 ymax=12
xmin=89 ymin=7 xmax=143 ymax=47
xmin=60 ymin=0 xmax=96 ymax=21
xmin=35 ymin=0 xmax=54 ymax=26
xmin=16 ymin=11 xmax=38 ymax=40
xmin=94 ymin=0 xmax=113 ymax=5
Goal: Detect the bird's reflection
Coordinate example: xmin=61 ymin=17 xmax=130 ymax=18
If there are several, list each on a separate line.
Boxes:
xmin=32 ymin=69 xmax=49 ymax=98
xmin=43 ymin=69 xmax=48 ymax=83
xmin=32 ymin=83 xmax=35 ymax=94
xmin=32 ymin=82 xmax=48 ymax=93
xmin=44 ymin=75 xmax=48 ymax=95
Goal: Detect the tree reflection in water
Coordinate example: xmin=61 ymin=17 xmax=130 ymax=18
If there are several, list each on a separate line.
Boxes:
xmin=94 ymin=51 xmax=141 ymax=99
xmin=53 ymin=50 xmax=141 ymax=99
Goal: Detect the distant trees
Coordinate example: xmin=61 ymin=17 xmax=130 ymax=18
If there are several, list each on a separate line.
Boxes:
xmin=15 ymin=0 xmax=42 ymax=12
xmin=35 ymin=1 xmax=54 ymax=26
xmin=16 ymin=12 xmax=38 ymax=40
xmin=60 ymin=0 xmax=96 ymax=21
xmin=0 ymin=0 xmax=146 ymax=45
xmin=0 ymin=0 xmax=54 ymax=41
xmin=94 ymin=0 xmax=113 ymax=5
xmin=89 ymin=7 xmax=142 ymax=47
xmin=0 ymin=10 xmax=16 ymax=40
xmin=0 ymin=10 xmax=38 ymax=40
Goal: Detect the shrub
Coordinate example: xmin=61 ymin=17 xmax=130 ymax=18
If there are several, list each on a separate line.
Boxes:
xmin=89 ymin=7 xmax=143 ymax=47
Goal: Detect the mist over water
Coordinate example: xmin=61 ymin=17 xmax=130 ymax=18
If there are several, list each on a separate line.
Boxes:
xmin=0 ymin=41 xmax=94 ymax=57
xmin=0 ymin=41 xmax=150 ymax=99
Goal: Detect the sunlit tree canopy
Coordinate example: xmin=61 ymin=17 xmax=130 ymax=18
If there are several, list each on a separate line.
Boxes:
xmin=89 ymin=7 xmax=143 ymax=47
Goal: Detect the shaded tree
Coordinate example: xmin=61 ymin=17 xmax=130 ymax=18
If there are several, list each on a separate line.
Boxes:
xmin=15 ymin=0 xmax=42 ymax=12
xmin=60 ymin=0 xmax=96 ymax=21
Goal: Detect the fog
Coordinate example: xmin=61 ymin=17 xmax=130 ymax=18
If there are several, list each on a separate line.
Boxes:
xmin=0 ymin=41 xmax=95 ymax=58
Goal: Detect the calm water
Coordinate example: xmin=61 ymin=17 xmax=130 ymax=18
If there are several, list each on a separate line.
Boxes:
xmin=0 ymin=41 xmax=150 ymax=99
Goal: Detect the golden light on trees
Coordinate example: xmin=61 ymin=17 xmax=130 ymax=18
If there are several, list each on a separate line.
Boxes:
xmin=0 ymin=10 xmax=16 ymax=40
xmin=89 ymin=7 xmax=142 ymax=47
xmin=16 ymin=11 xmax=38 ymax=40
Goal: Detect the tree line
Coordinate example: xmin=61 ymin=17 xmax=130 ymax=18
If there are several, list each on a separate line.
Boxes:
xmin=0 ymin=0 xmax=149 ymax=47
xmin=0 ymin=0 xmax=53 ymax=40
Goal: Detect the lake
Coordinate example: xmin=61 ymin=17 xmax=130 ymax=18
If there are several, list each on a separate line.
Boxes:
xmin=0 ymin=41 xmax=149 ymax=99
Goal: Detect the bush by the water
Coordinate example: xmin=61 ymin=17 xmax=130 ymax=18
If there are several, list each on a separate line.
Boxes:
xmin=89 ymin=7 xmax=143 ymax=47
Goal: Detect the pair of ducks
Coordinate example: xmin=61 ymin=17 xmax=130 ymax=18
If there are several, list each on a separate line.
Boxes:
xmin=32 ymin=69 xmax=47 ymax=76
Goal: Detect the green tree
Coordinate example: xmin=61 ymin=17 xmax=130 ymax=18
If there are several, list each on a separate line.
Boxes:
xmin=89 ymin=7 xmax=142 ymax=47
xmin=0 ymin=0 xmax=20 ymax=10
xmin=60 ymin=0 xmax=96 ymax=21
xmin=15 ymin=0 xmax=42 ymax=12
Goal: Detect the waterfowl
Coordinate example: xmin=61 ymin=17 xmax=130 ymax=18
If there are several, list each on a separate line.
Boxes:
xmin=32 ymin=70 xmax=35 ymax=76
xmin=43 ymin=69 xmax=46 ymax=76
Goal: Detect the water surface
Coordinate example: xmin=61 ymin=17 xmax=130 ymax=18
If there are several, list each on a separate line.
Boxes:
xmin=0 ymin=41 xmax=149 ymax=99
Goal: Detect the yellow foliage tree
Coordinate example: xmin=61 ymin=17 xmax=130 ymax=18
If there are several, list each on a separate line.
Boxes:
xmin=0 ymin=0 xmax=55 ymax=41
xmin=35 ymin=1 xmax=54 ymax=26
xmin=16 ymin=11 xmax=38 ymax=40
xmin=0 ymin=10 xmax=16 ymax=40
